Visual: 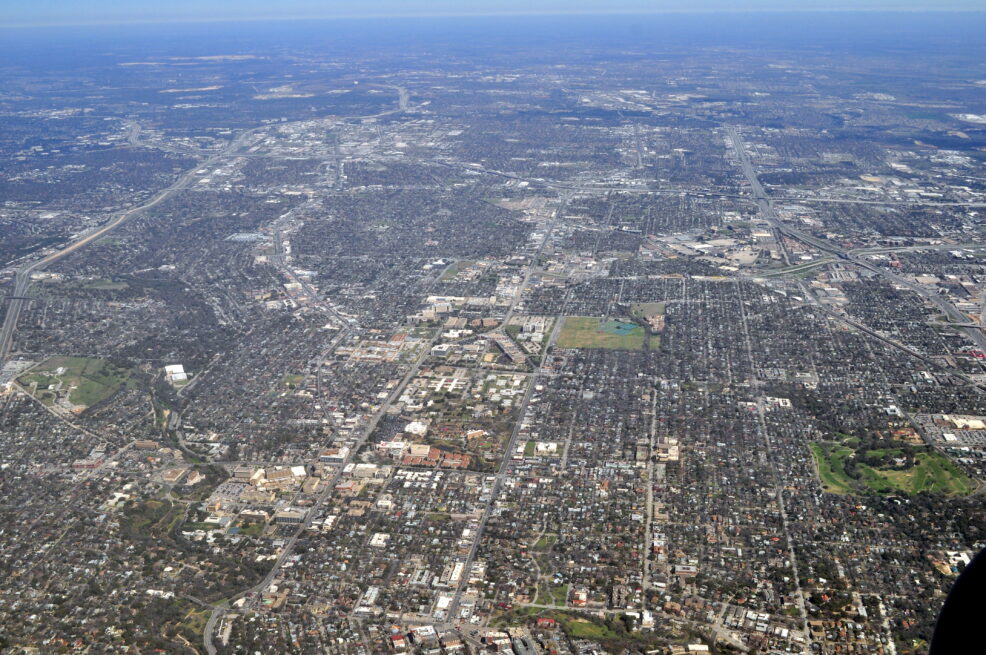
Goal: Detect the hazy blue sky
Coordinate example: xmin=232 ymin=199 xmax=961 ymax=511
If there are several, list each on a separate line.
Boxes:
xmin=4 ymin=0 xmax=984 ymax=26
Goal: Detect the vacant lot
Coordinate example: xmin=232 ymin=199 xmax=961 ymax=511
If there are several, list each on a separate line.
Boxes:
xmin=556 ymin=317 xmax=645 ymax=350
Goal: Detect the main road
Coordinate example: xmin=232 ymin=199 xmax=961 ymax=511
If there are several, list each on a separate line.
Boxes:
xmin=444 ymin=197 xmax=565 ymax=623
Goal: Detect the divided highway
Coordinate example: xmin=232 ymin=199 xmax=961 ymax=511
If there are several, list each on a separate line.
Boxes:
xmin=725 ymin=125 xmax=986 ymax=353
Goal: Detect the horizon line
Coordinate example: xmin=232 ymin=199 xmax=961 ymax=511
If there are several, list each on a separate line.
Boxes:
xmin=3 ymin=7 xmax=985 ymax=30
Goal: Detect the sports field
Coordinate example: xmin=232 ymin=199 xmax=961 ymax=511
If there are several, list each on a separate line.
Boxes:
xmin=556 ymin=317 xmax=646 ymax=350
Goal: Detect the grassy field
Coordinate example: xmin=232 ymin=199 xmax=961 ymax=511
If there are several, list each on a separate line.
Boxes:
xmin=630 ymin=302 xmax=665 ymax=317
xmin=492 ymin=607 xmax=662 ymax=650
xmin=280 ymin=373 xmax=305 ymax=389
xmin=546 ymin=584 xmax=569 ymax=606
xmin=83 ymin=278 xmax=129 ymax=290
xmin=563 ymin=616 xmax=618 ymax=640
xmin=238 ymin=522 xmax=265 ymax=537
xmin=440 ymin=259 xmax=474 ymax=281
xmin=119 ymin=499 xmax=176 ymax=540
xmin=556 ymin=317 xmax=646 ymax=350
xmin=810 ymin=443 xmax=856 ymax=494
xmin=179 ymin=608 xmax=210 ymax=642
xmin=810 ymin=442 xmax=974 ymax=496
xmin=867 ymin=452 xmax=974 ymax=495
xmin=20 ymin=356 xmax=133 ymax=408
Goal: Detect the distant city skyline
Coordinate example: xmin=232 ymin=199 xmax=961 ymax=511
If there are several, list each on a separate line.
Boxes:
xmin=5 ymin=0 xmax=985 ymax=27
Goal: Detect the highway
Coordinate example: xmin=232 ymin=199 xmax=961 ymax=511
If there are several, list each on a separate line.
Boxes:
xmin=773 ymin=196 xmax=986 ymax=208
xmin=725 ymin=125 xmax=986 ymax=354
xmin=722 ymin=126 xmax=986 ymax=652
xmin=724 ymin=126 xmax=792 ymax=266
xmin=1 ymin=83 xmax=415 ymax=371
xmin=632 ymin=122 xmax=644 ymax=168
xmin=3 ymin=89 xmax=418 ymax=653
xmin=0 ymin=127 xmax=264 ymax=368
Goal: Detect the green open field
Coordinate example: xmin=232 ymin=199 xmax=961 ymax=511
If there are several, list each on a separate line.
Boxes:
xmin=564 ymin=617 xmax=615 ymax=640
xmin=556 ymin=317 xmax=645 ymax=350
xmin=19 ymin=356 xmax=134 ymax=408
xmin=280 ymin=373 xmax=305 ymax=389
xmin=546 ymin=584 xmax=569 ymax=606
xmin=238 ymin=522 xmax=265 ymax=537
xmin=440 ymin=259 xmax=474 ymax=281
xmin=119 ymin=499 xmax=179 ymax=540
xmin=179 ymin=608 xmax=211 ymax=643
xmin=866 ymin=452 xmax=974 ymax=495
xmin=810 ymin=442 xmax=974 ymax=496
xmin=809 ymin=443 xmax=856 ymax=494
xmin=630 ymin=301 xmax=665 ymax=317
xmin=492 ymin=606 xmax=664 ymax=650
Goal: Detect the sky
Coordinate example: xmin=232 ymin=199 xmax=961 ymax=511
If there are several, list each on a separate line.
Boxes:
xmin=3 ymin=0 xmax=984 ymax=27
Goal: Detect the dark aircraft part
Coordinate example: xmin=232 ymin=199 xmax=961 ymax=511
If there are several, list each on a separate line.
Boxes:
xmin=930 ymin=545 xmax=986 ymax=655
